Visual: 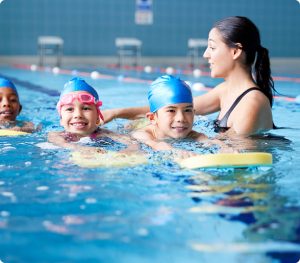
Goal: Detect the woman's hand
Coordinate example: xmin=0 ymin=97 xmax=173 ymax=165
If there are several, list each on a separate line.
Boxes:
xmin=102 ymin=109 xmax=117 ymax=124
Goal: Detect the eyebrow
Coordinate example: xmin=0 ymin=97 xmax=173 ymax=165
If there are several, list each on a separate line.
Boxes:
xmin=165 ymin=105 xmax=193 ymax=109
xmin=0 ymin=92 xmax=18 ymax=98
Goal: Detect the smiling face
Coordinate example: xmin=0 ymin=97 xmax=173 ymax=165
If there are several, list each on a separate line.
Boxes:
xmin=0 ymin=87 xmax=21 ymax=122
xmin=152 ymin=103 xmax=194 ymax=139
xmin=59 ymin=92 xmax=99 ymax=136
xmin=203 ymin=28 xmax=236 ymax=78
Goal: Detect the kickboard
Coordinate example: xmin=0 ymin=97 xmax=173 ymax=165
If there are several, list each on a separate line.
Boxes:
xmin=0 ymin=129 xmax=30 ymax=136
xmin=178 ymin=152 xmax=272 ymax=169
xmin=71 ymin=151 xmax=148 ymax=168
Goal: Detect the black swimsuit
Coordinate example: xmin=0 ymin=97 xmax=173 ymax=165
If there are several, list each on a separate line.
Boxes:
xmin=214 ymin=87 xmax=275 ymax=133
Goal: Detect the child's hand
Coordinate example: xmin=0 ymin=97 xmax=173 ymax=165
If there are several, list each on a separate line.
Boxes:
xmin=171 ymin=149 xmax=197 ymax=161
xmin=77 ymin=146 xmax=106 ymax=156
xmin=10 ymin=126 xmax=22 ymax=131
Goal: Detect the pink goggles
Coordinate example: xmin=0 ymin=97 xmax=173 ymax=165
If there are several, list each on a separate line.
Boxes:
xmin=56 ymin=92 xmax=104 ymax=121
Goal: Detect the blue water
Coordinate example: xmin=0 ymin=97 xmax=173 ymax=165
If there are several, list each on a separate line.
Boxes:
xmin=0 ymin=66 xmax=300 ymax=263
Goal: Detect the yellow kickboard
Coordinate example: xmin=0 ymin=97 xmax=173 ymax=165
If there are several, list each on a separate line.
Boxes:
xmin=178 ymin=152 xmax=272 ymax=169
xmin=71 ymin=151 xmax=148 ymax=168
xmin=0 ymin=129 xmax=30 ymax=136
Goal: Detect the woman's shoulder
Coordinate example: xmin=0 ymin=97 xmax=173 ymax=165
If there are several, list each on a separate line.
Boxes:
xmin=241 ymin=88 xmax=271 ymax=108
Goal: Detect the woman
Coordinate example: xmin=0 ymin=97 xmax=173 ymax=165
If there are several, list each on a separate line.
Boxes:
xmin=103 ymin=16 xmax=276 ymax=136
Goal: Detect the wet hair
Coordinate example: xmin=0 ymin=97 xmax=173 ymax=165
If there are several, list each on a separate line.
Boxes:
xmin=214 ymin=16 xmax=275 ymax=105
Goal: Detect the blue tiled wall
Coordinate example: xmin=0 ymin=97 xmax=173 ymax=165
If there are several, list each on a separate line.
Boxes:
xmin=0 ymin=0 xmax=299 ymax=57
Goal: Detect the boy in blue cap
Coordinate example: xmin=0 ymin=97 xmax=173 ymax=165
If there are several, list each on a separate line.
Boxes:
xmin=0 ymin=77 xmax=35 ymax=132
xmin=132 ymin=75 xmax=209 ymax=151
xmin=48 ymin=77 xmax=138 ymax=153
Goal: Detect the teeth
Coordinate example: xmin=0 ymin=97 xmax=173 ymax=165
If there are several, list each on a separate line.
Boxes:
xmin=71 ymin=122 xmax=86 ymax=128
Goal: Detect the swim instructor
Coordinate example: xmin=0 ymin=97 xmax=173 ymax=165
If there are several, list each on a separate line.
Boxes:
xmin=103 ymin=16 xmax=276 ymax=136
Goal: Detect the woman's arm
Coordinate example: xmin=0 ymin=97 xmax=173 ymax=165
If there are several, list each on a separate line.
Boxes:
xmin=102 ymin=84 xmax=223 ymax=123
xmin=102 ymin=106 xmax=150 ymax=124
xmin=193 ymin=85 xmax=223 ymax=115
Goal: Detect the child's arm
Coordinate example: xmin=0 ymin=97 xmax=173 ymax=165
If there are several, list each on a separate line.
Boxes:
xmin=99 ymin=128 xmax=140 ymax=153
xmin=132 ymin=127 xmax=173 ymax=151
xmin=193 ymin=131 xmax=235 ymax=153
xmin=102 ymin=106 xmax=149 ymax=124
xmin=47 ymin=131 xmax=105 ymax=153
xmin=11 ymin=121 xmax=36 ymax=133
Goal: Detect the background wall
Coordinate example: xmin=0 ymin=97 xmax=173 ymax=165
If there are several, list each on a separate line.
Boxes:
xmin=0 ymin=0 xmax=299 ymax=58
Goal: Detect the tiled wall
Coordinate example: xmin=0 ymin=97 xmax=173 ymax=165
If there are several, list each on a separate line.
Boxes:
xmin=0 ymin=0 xmax=299 ymax=57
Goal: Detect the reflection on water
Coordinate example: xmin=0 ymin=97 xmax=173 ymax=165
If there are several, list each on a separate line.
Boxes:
xmin=183 ymin=119 xmax=300 ymax=262
xmin=185 ymin=156 xmax=300 ymax=262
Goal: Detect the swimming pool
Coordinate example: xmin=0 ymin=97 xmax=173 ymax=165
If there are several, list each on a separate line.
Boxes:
xmin=0 ymin=65 xmax=300 ymax=263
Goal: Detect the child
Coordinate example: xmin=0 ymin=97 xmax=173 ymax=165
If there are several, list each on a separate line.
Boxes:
xmin=132 ymin=75 xmax=228 ymax=154
xmin=48 ymin=77 xmax=138 ymax=153
xmin=0 ymin=77 xmax=35 ymax=132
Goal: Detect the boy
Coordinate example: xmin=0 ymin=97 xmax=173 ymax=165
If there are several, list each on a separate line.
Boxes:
xmin=132 ymin=75 xmax=209 ymax=152
xmin=0 ymin=77 xmax=35 ymax=132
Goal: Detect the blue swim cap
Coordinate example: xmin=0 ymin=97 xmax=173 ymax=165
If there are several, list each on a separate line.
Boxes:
xmin=148 ymin=75 xmax=193 ymax=112
xmin=0 ymin=77 xmax=18 ymax=95
xmin=61 ymin=77 xmax=99 ymax=101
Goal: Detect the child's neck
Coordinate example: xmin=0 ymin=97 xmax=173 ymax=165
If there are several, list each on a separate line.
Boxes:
xmin=151 ymin=126 xmax=170 ymax=140
xmin=0 ymin=120 xmax=18 ymax=128
xmin=64 ymin=127 xmax=100 ymax=141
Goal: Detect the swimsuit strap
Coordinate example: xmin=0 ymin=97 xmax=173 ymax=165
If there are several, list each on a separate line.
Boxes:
xmin=217 ymin=87 xmax=261 ymax=128
xmin=90 ymin=127 xmax=101 ymax=140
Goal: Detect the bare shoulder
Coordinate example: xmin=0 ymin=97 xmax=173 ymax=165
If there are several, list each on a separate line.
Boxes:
xmin=189 ymin=130 xmax=208 ymax=141
xmin=240 ymin=90 xmax=271 ymax=113
xmin=47 ymin=130 xmax=63 ymax=142
xmin=48 ymin=130 xmax=63 ymax=137
xmin=231 ymin=90 xmax=273 ymax=134
xmin=131 ymin=125 xmax=153 ymax=141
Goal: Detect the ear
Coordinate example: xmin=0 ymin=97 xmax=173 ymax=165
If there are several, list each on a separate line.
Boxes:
xmin=146 ymin=112 xmax=156 ymax=124
xmin=96 ymin=118 xmax=102 ymax=126
xmin=232 ymin=43 xmax=243 ymax=60
xmin=18 ymin=104 xmax=22 ymax=115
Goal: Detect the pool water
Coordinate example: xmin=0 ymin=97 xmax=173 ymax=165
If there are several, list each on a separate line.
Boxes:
xmin=0 ymin=66 xmax=300 ymax=263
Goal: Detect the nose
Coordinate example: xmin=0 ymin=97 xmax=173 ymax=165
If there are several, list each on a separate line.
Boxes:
xmin=1 ymin=97 xmax=11 ymax=108
xmin=73 ymin=107 xmax=83 ymax=118
xmin=203 ymin=47 xmax=209 ymax=59
xmin=175 ymin=110 xmax=185 ymax=122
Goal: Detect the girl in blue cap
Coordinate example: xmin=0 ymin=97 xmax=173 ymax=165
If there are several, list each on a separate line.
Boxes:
xmin=48 ymin=77 xmax=138 ymax=153
xmin=0 ymin=77 xmax=35 ymax=132
xmin=132 ymin=75 xmax=225 ymax=152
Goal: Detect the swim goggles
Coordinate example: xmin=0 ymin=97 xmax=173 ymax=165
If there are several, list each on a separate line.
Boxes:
xmin=56 ymin=92 xmax=104 ymax=121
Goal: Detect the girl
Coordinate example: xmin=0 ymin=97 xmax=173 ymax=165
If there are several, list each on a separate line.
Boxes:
xmin=48 ymin=77 xmax=137 ymax=153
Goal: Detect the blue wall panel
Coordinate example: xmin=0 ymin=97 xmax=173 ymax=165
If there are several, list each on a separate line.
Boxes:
xmin=0 ymin=0 xmax=299 ymax=57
